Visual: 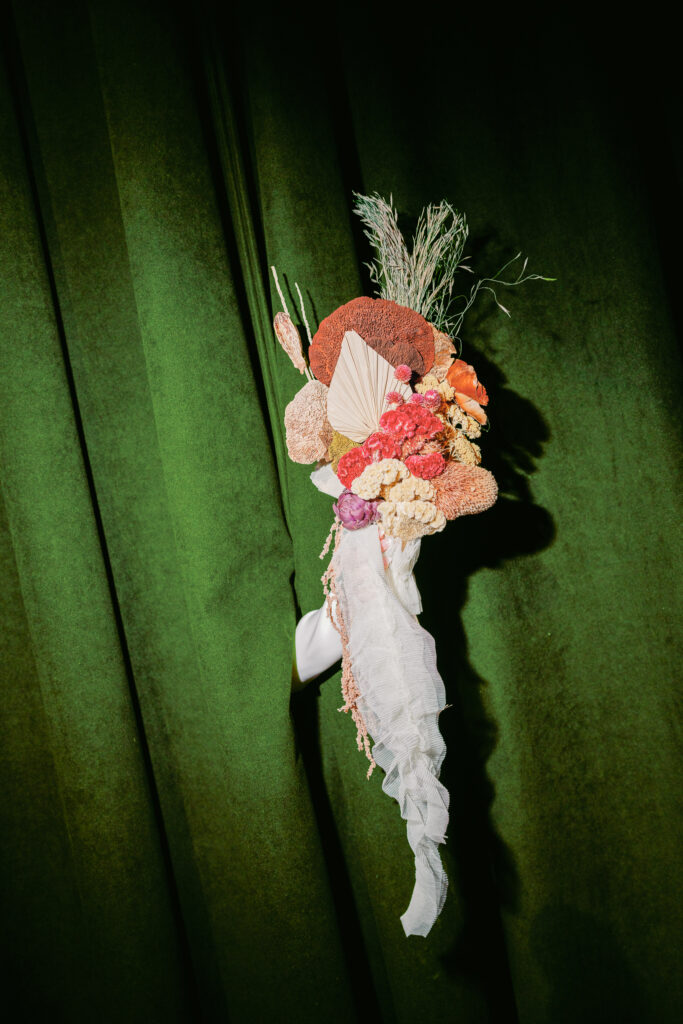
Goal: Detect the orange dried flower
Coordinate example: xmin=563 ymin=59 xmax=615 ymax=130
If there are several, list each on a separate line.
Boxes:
xmin=446 ymin=359 xmax=489 ymax=425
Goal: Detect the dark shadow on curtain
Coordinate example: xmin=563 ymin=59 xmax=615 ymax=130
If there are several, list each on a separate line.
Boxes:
xmin=417 ymin=279 xmax=554 ymax=1017
xmin=530 ymin=905 xmax=648 ymax=1024
xmin=292 ymin=678 xmax=385 ymax=1022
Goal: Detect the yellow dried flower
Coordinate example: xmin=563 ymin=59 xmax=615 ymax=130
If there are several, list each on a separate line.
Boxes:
xmin=329 ymin=430 xmax=360 ymax=471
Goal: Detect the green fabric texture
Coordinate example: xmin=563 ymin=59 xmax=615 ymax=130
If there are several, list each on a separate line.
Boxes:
xmin=1 ymin=1 xmax=681 ymax=1022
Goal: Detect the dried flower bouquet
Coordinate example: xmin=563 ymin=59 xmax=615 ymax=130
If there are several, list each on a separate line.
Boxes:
xmin=272 ymin=193 xmax=550 ymax=937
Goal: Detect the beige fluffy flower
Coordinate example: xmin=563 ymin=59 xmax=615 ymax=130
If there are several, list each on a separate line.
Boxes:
xmin=284 ymin=380 xmax=334 ymax=464
xmin=430 ymin=326 xmax=457 ymax=381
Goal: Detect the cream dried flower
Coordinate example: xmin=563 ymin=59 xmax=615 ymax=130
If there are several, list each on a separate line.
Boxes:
xmin=447 ymin=402 xmax=482 ymax=439
xmin=385 ymin=475 xmax=436 ymax=503
xmin=446 ymin=430 xmax=482 ymax=466
xmin=351 ymin=458 xmax=408 ymax=500
xmin=380 ymin=500 xmax=446 ymax=542
xmin=416 ymin=374 xmax=455 ymax=402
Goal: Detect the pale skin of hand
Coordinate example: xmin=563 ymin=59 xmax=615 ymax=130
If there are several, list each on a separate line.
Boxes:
xmin=378 ymin=526 xmax=390 ymax=568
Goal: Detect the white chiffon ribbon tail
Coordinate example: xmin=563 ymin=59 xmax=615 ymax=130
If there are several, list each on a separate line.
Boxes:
xmin=332 ymin=525 xmax=450 ymax=937
xmin=294 ymin=603 xmax=342 ymax=683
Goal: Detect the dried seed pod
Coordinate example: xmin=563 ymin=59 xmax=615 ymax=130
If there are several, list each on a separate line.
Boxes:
xmin=432 ymin=462 xmax=498 ymax=519
xmin=429 ymin=325 xmax=457 ymax=381
xmin=274 ymin=311 xmax=308 ymax=376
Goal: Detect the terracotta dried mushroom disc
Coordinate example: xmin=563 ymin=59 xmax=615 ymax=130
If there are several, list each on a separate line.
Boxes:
xmin=309 ymin=296 xmax=435 ymax=386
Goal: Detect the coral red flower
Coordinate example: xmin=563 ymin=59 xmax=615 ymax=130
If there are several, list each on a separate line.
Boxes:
xmin=379 ymin=404 xmax=443 ymax=443
xmin=400 ymin=437 xmax=427 ymax=457
xmin=405 ymin=452 xmax=446 ymax=479
xmin=336 ymin=447 xmax=371 ymax=488
xmin=446 ymin=359 xmax=489 ymax=425
xmin=362 ymin=432 xmax=402 ymax=463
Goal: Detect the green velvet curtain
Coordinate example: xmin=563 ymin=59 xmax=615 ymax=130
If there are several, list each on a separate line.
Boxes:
xmin=1 ymin=0 xmax=680 ymax=1020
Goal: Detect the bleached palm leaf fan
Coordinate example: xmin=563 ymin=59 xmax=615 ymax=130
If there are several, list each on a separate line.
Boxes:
xmin=326 ymin=330 xmax=411 ymax=442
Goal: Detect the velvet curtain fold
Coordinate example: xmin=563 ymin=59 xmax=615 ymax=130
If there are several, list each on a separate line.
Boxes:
xmin=1 ymin=1 xmax=680 ymax=1021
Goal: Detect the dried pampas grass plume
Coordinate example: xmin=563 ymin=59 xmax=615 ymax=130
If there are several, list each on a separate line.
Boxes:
xmin=274 ymin=312 xmax=308 ymax=376
xmin=271 ymin=266 xmax=314 ymax=380
xmin=353 ymin=192 xmax=554 ymax=340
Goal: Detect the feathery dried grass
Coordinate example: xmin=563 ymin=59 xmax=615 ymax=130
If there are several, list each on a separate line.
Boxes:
xmin=353 ymin=192 xmax=553 ymax=341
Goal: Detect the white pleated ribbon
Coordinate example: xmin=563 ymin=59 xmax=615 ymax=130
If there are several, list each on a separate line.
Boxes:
xmin=333 ymin=525 xmax=449 ymax=937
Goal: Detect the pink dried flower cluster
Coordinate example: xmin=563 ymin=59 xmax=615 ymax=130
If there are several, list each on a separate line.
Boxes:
xmin=379 ymin=404 xmax=443 ymax=443
xmin=337 ymin=431 xmax=403 ymax=487
xmin=333 ymin=489 xmax=380 ymax=530
xmin=363 ymin=431 xmax=402 ymax=463
xmin=422 ymin=389 xmax=441 ymax=410
xmin=393 ymin=363 xmax=412 ymax=383
xmin=385 ymin=390 xmax=404 ymax=405
xmin=405 ymin=452 xmax=446 ymax=480
xmin=337 ymin=447 xmax=371 ymax=489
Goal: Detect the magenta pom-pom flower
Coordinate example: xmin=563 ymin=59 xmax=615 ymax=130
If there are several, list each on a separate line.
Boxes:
xmin=333 ymin=489 xmax=380 ymax=530
xmin=393 ymin=364 xmax=412 ymax=383
xmin=385 ymin=390 xmax=404 ymax=405
xmin=422 ymin=389 xmax=441 ymax=410
xmin=408 ymin=393 xmax=425 ymax=405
